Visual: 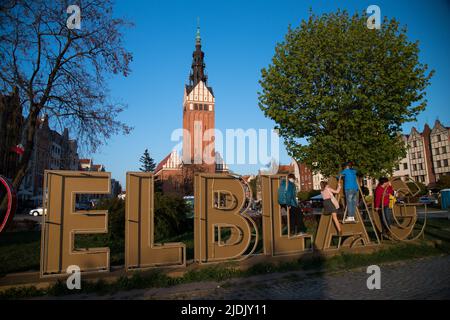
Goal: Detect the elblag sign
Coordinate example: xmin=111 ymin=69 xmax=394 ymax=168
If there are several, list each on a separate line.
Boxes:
xmin=40 ymin=170 xmax=381 ymax=277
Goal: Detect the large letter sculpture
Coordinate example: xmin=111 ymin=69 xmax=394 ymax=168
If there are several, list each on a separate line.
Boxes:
xmin=40 ymin=171 xmax=110 ymax=277
xmin=194 ymin=174 xmax=258 ymax=264
xmin=125 ymin=172 xmax=185 ymax=270
xmin=261 ymin=174 xmax=313 ymax=256
xmin=315 ymin=176 xmax=374 ymax=251
xmin=370 ymin=176 xmax=426 ymax=241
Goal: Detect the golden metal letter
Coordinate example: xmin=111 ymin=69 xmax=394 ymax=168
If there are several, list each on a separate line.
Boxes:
xmin=125 ymin=172 xmax=185 ymax=270
xmin=40 ymin=171 xmax=110 ymax=277
xmin=194 ymin=174 xmax=257 ymax=263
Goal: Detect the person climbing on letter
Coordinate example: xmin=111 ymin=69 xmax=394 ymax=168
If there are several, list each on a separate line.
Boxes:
xmin=320 ymin=180 xmax=342 ymax=235
xmin=340 ymin=161 xmax=358 ymax=223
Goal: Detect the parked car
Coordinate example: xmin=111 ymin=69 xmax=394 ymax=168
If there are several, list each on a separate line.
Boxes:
xmin=419 ymin=196 xmax=438 ymax=205
xmin=76 ymin=202 xmax=92 ymax=210
xmin=29 ymin=207 xmax=45 ymax=216
xmin=300 ymin=201 xmax=313 ymax=214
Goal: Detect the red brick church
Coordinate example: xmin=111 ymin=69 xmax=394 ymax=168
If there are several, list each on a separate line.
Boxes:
xmin=154 ymin=27 xmax=227 ymax=194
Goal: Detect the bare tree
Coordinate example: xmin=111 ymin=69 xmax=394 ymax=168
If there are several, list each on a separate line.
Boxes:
xmin=0 ymin=0 xmax=133 ymax=191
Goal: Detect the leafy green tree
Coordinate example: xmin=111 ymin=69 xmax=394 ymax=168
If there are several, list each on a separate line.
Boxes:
xmin=297 ymin=191 xmax=310 ymax=202
xmin=258 ymin=10 xmax=433 ymax=178
xmin=139 ymin=149 xmax=156 ymax=172
xmin=297 ymin=190 xmax=321 ymax=202
xmin=407 ymin=181 xmax=428 ymax=196
xmin=436 ymin=174 xmax=450 ymax=190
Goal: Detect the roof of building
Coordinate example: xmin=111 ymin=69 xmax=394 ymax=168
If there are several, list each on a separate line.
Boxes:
xmin=155 ymin=150 xmax=182 ymax=174
xmin=91 ymin=164 xmax=104 ymax=171
xmin=277 ymin=164 xmax=294 ymax=174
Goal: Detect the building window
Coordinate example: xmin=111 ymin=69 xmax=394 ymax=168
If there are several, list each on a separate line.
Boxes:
xmin=403 ymin=163 xmax=408 ymax=170
xmin=437 ymin=160 xmax=441 ymax=168
xmin=417 ymin=151 xmax=422 ymax=158
xmin=413 ymin=141 xmax=417 ymax=147
xmin=411 ymin=153 xmax=416 ymax=160
xmin=437 ymin=135 xmax=441 ymax=142
xmin=413 ymin=164 xmax=417 ymax=171
xmin=419 ymin=163 xmax=423 ymax=170
xmin=444 ymin=159 xmax=449 ymax=167
xmin=442 ymin=146 xmax=447 ymax=154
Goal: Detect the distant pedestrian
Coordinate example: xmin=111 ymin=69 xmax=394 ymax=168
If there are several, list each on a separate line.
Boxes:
xmin=340 ymin=161 xmax=358 ymax=223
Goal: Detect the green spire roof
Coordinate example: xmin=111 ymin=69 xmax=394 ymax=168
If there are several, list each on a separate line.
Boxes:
xmin=196 ymin=17 xmax=201 ymax=44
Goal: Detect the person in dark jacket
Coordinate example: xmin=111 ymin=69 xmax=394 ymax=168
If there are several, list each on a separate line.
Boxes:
xmin=278 ymin=173 xmax=308 ymax=235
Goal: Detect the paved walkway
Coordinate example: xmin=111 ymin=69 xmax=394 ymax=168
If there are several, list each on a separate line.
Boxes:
xmin=49 ymin=255 xmax=450 ymax=300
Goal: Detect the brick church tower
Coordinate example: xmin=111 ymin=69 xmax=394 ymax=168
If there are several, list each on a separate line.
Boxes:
xmin=155 ymin=26 xmax=227 ymax=194
xmin=182 ymin=26 xmax=215 ymax=173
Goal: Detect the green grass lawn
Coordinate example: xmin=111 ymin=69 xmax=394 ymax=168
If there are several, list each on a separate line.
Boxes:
xmin=1 ymin=217 xmax=450 ymax=299
xmin=0 ymin=231 xmax=41 ymax=275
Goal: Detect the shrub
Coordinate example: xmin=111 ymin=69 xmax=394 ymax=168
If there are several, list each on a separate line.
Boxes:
xmin=154 ymin=192 xmax=191 ymax=240
xmin=95 ymin=193 xmax=192 ymax=242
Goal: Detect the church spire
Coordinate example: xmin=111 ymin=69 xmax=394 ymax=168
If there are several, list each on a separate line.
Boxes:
xmin=196 ymin=17 xmax=201 ymax=45
xmin=189 ymin=21 xmax=207 ymax=88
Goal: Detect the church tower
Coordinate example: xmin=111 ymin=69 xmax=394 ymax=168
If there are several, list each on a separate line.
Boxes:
xmin=182 ymin=26 xmax=215 ymax=172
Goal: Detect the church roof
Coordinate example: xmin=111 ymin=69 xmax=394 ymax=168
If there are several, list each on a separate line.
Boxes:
xmin=155 ymin=150 xmax=182 ymax=173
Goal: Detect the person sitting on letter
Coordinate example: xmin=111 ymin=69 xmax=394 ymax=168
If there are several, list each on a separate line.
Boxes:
xmin=278 ymin=173 xmax=308 ymax=236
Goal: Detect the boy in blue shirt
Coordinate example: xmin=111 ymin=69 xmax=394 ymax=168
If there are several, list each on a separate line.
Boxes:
xmin=340 ymin=161 xmax=358 ymax=223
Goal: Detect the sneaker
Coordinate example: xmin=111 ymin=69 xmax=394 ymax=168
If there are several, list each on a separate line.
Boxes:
xmin=343 ymin=217 xmax=353 ymax=223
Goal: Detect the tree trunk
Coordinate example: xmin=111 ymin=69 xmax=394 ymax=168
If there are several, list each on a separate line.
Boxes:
xmin=13 ymin=109 xmax=39 ymax=191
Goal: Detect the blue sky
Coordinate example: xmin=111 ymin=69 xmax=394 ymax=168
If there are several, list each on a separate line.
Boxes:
xmin=89 ymin=0 xmax=450 ymax=186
